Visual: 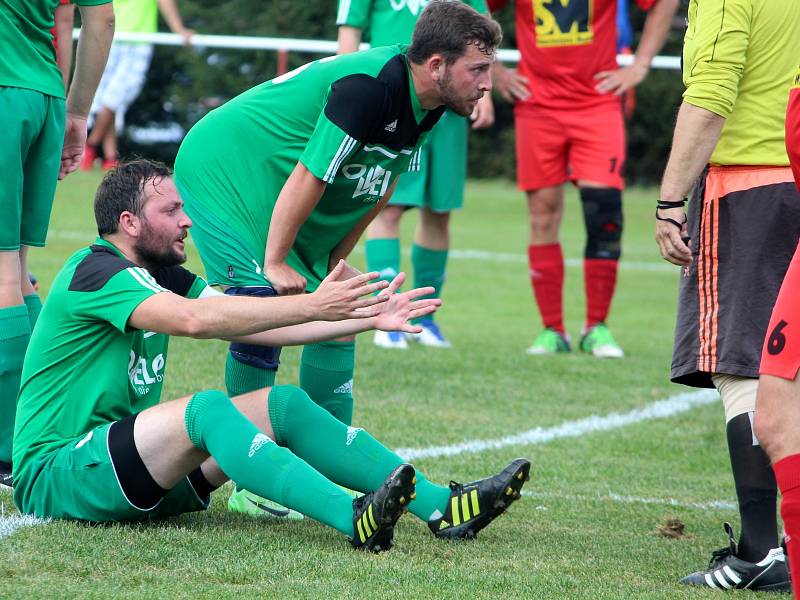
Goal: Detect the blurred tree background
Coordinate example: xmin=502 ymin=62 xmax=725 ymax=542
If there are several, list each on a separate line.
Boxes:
xmin=113 ymin=0 xmax=686 ymax=184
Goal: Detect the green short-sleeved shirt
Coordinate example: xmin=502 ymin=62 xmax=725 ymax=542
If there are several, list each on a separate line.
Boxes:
xmin=175 ymin=45 xmax=444 ymax=291
xmin=682 ymin=0 xmax=800 ymax=165
xmin=13 ymin=238 xmax=208 ymax=483
xmin=336 ymin=0 xmax=488 ymax=46
xmin=0 ymin=0 xmax=112 ymax=99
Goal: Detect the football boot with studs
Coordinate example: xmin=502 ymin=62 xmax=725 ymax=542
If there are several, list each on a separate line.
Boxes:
xmin=428 ymin=458 xmax=531 ymax=540
xmin=351 ymin=463 xmax=416 ymax=552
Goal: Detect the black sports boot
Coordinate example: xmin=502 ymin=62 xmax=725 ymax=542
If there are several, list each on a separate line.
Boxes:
xmin=428 ymin=458 xmax=531 ymax=540
xmin=0 ymin=461 xmax=12 ymax=489
xmin=681 ymin=522 xmax=791 ymax=592
xmin=350 ymin=463 xmax=416 ymax=553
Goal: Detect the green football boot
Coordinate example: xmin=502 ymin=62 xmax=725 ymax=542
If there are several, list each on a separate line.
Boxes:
xmin=579 ymin=323 xmax=624 ymax=358
xmin=227 ymin=486 xmax=304 ymax=520
xmin=526 ymin=328 xmax=571 ymax=355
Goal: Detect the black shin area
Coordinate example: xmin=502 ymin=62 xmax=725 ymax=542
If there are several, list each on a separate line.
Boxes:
xmin=726 ymin=412 xmax=778 ymax=561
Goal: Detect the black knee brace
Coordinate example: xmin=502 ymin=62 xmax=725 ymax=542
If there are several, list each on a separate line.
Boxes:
xmin=225 ymin=286 xmax=283 ymax=370
xmin=580 ymin=187 xmax=623 ymax=260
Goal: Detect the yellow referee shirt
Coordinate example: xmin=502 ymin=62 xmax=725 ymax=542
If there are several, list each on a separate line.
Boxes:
xmin=682 ymin=0 xmax=800 ymax=165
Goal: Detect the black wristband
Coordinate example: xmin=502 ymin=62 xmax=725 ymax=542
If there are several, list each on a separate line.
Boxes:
xmin=655 ymin=207 xmax=687 ymax=230
xmin=656 ymin=199 xmax=686 ymax=209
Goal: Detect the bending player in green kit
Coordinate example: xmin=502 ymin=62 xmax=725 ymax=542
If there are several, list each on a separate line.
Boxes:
xmin=337 ymin=0 xmax=493 ymax=350
xmin=174 ymin=1 xmax=502 ymax=517
xmin=13 ymin=159 xmax=531 ymax=553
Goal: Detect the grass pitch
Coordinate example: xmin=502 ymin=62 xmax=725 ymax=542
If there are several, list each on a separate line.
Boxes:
xmin=1 ymin=173 xmax=769 ymax=598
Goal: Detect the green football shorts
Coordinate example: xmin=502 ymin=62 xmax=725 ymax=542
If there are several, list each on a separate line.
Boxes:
xmin=14 ymin=420 xmax=210 ymax=522
xmin=176 ymin=181 xmax=270 ymax=288
xmin=0 ymin=86 xmax=66 ymax=250
xmin=390 ymin=109 xmax=468 ymax=212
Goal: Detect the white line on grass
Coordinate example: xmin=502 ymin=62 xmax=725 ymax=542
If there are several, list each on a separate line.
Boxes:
xmin=396 ymin=389 xmax=719 ymax=461
xmin=45 ymin=228 xmax=676 ymax=274
xmin=523 ymin=490 xmax=736 ymax=511
xmin=0 ymin=514 xmax=47 ymax=540
xmin=448 ymin=249 xmax=676 ymax=274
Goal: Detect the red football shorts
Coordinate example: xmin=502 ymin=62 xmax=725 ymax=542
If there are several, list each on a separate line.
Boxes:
xmin=761 ymin=239 xmax=800 ymax=381
xmin=514 ymin=102 xmax=625 ymax=191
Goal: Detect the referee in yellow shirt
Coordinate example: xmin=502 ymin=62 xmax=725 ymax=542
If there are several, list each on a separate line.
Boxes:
xmin=655 ymin=0 xmax=800 ymax=591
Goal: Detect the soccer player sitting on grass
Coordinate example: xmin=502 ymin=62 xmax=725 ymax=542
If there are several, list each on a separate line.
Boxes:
xmin=12 ymin=160 xmax=530 ymax=552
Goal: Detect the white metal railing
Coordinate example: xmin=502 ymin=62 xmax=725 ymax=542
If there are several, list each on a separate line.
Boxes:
xmin=74 ymin=30 xmax=682 ymax=70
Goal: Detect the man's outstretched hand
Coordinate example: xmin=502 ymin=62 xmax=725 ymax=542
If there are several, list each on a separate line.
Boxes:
xmin=367 ymin=272 xmax=441 ymax=332
xmin=309 ymin=259 xmax=389 ymax=320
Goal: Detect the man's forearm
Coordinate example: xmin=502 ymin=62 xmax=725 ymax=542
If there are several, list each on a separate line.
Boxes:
xmin=189 ymin=294 xmax=322 ymax=338
xmin=264 ymin=162 xmax=326 ymax=267
xmin=157 ymin=0 xmax=192 ymax=36
xmin=660 ymin=101 xmax=726 ymax=200
xmin=635 ymin=0 xmax=679 ymax=67
xmin=229 ymin=316 xmax=375 ymax=347
xmin=337 ymin=26 xmax=362 ymax=55
xmin=55 ymin=4 xmax=76 ymax=89
xmin=131 ymin=293 xmax=320 ymax=339
xmin=68 ymin=4 xmax=114 ymax=117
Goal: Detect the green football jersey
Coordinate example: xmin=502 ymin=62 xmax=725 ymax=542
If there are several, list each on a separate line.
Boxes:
xmin=175 ymin=45 xmax=444 ymax=291
xmin=0 ymin=0 xmax=112 ymax=99
xmin=336 ymin=0 xmax=488 ymax=47
xmin=13 ymin=238 xmax=208 ymax=479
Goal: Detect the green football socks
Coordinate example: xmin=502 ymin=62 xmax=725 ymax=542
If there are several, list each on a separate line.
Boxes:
xmin=184 ymin=389 xmax=354 ymax=536
xmin=299 ymin=341 xmax=354 ymax=425
xmin=225 ymin=353 xmax=275 ymax=397
xmin=0 ymin=305 xmax=32 ymax=463
xmin=269 ymin=384 xmax=451 ymax=522
xmin=411 ymin=244 xmax=448 ymax=323
xmin=365 ymin=237 xmax=401 ymax=285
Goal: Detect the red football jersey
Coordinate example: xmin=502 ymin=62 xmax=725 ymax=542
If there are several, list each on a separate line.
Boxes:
xmin=789 ymin=83 xmax=800 ymax=190
xmin=489 ymin=0 xmax=654 ymax=110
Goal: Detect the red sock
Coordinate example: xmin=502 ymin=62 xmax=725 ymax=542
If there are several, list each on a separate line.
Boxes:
xmin=773 ymin=454 xmax=800 ymax=597
xmin=584 ymin=258 xmax=618 ymax=329
xmin=528 ymin=243 xmax=564 ymax=333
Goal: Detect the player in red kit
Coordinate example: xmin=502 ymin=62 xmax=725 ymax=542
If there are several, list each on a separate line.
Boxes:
xmin=755 ymin=68 xmax=800 ymax=597
xmin=490 ymin=0 xmax=677 ymax=357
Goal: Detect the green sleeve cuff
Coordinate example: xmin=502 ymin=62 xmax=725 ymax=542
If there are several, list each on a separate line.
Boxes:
xmin=74 ymin=0 xmax=112 ymax=6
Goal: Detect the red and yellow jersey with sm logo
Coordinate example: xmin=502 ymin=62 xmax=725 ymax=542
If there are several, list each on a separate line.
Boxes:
xmin=488 ymin=0 xmax=655 ymax=110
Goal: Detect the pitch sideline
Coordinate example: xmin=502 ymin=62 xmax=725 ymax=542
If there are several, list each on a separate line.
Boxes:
xmin=396 ymin=389 xmax=719 ymax=460
xmin=523 ymin=490 xmax=736 ymax=512
xmin=45 ymin=228 xmax=675 ymax=274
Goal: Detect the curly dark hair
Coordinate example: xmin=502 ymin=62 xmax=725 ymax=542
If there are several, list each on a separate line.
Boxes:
xmin=407 ymin=1 xmax=502 ymax=65
xmin=94 ymin=158 xmax=172 ymax=236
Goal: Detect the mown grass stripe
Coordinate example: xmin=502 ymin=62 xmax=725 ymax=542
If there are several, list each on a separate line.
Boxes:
xmin=397 ymin=390 xmax=718 ymax=461
xmin=44 ymin=228 xmax=676 ymax=273
xmin=523 ymin=490 xmax=736 ymax=511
